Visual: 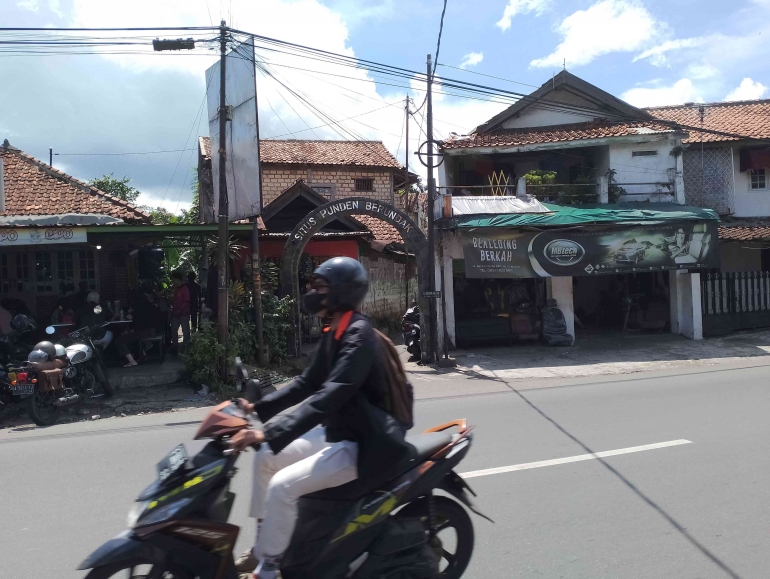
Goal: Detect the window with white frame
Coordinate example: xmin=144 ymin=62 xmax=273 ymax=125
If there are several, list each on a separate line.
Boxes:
xmin=35 ymin=252 xmax=53 ymax=292
xmin=0 ymin=255 xmax=9 ymax=294
xmin=750 ymin=169 xmax=766 ymax=190
xmin=79 ymin=251 xmax=97 ymax=290
xmin=57 ymin=251 xmax=75 ymax=294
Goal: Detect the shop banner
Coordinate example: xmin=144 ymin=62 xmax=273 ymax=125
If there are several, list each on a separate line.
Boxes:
xmin=0 ymin=227 xmax=87 ymax=247
xmin=462 ymin=222 xmax=719 ymax=278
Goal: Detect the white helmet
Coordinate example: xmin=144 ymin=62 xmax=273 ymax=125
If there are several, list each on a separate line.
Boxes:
xmin=54 ymin=344 xmax=66 ymax=358
xmin=87 ymin=291 xmax=100 ymax=304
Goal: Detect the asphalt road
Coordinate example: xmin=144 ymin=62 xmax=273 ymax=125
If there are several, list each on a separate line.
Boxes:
xmin=2 ymin=361 xmax=770 ymax=578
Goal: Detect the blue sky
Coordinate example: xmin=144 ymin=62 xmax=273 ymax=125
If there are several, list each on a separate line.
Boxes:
xmin=1 ymin=0 xmax=768 ymax=210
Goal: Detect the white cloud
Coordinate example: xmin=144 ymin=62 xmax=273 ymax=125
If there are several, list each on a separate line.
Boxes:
xmin=496 ymin=0 xmax=549 ymax=31
xmin=633 ymin=37 xmax=706 ymax=66
xmin=531 ymin=0 xmax=658 ymax=68
xmin=725 ymin=78 xmax=768 ymax=101
xmin=459 ymin=52 xmax=484 ymax=69
xmin=0 ymin=0 xmax=506 ymax=204
xmin=687 ymin=63 xmax=719 ymax=80
xmin=17 ymin=0 xmax=40 ymax=10
xmin=621 ymin=78 xmax=703 ymax=108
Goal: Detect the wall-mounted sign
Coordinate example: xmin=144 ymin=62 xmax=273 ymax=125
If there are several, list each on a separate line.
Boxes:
xmin=461 ymin=222 xmax=719 ymax=278
xmin=422 ymin=290 xmax=442 ymax=298
xmin=0 ymin=227 xmax=87 ymax=247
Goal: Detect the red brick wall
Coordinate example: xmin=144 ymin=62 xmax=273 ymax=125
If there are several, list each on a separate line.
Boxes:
xmin=262 ymin=165 xmax=395 ymax=206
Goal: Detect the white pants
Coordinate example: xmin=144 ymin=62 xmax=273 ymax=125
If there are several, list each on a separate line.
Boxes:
xmin=250 ymin=427 xmax=358 ymax=557
xmin=93 ymin=330 xmax=113 ymax=348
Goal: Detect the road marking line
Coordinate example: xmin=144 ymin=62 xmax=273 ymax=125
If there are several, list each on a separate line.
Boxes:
xmin=460 ymin=439 xmax=693 ymax=479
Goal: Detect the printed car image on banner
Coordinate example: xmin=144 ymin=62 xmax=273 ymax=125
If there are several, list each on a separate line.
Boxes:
xmin=462 ymin=222 xmax=719 ymax=278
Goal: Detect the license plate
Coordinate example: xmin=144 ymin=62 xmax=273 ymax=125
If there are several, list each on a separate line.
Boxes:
xmin=157 ymin=444 xmax=188 ymax=482
xmin=11 ymin=384 xmax=34 ymax=395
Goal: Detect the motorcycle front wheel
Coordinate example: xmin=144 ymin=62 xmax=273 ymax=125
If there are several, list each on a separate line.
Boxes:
xmin=26 ymin=388 xmax=60 ymax=426
xmin=85 ymin=561 xmax=193 ymax=579
xmin=397 ymin=496 xmax=474 ymax=579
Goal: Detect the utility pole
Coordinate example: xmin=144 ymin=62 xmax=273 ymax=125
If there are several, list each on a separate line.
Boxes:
xmin=216 ymin=20 xmax=230 ymax=379
xmin=250 ymin=35 xmax=266 ymax=366
xmin=426 ymin=54 xmax=438 ymax=364
xmin=49 ymin=148 xmax=52 ymax=167
xmin=404 ymin=96 xmax=410 ymax=313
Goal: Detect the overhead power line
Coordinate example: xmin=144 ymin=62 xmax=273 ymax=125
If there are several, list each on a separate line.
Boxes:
xmin=55 ymin=148 xmax=196 ymax=156
xmin=4 ymin=26 xmax=770 ymax=144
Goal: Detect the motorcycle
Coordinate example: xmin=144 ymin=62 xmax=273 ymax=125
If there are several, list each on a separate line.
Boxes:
xmin=2 ymin=348 xmax=66 ymax=424
xmin=78 ymin=372 xmax=488 ymax=579
xmin=24 ymin=311 xmax=115 ymax=426
xmin=0 ymin=314 xmax=37 ymax=367
xmin=402 ymin=304 xmax=421 ymax=360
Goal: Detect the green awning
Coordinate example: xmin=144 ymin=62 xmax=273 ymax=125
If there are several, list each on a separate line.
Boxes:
xmin=452 ymin=202 xmax=720 ymax=228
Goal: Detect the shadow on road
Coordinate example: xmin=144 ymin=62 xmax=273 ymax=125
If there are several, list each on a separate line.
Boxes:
xmin=497 ymin=371 xmax=744 ymax=579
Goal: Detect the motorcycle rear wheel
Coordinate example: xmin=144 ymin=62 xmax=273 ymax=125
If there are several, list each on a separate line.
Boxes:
xmin=26 ymin=389 xmax=60 ymax=426
xmin=84 ymin=560 xmax=193 ymax=579
xmin=397 ymin=496 xmax=474 ymax=579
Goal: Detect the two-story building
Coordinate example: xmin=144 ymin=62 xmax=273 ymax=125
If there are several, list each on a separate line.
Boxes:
xmin=434 ymin=71 xmax=727 ymax=349
xmin=648 ymin=100 xmax=770 ymax=335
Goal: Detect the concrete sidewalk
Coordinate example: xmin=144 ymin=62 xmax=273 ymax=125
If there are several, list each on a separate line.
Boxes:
xmin=437 ymin=329 xmax=770 ymax=381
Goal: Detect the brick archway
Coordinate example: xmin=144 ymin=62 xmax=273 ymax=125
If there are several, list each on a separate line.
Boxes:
xmin=281 ymin=197 xmax=431 ymax=361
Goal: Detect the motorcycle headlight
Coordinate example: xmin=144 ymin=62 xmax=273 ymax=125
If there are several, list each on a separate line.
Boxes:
xmin=127 ymin=500 xmax=149 ymax=528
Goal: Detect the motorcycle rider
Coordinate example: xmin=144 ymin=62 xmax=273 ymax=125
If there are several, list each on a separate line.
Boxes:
xmin=229 ymin=257 xmax=412 ymax=578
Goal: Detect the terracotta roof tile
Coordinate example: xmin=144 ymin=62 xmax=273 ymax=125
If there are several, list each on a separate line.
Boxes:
xmin=647 ymin=100 xmax=770 ymax=143
xmin=1 ymin=143 xmax=150 ymax=223
xmin=442 ymin=120 xmax=677 ymax=150
xmin=718 ymin=226 xmax=770 ymax=241
xmin=351 ymin=214 xmax=403 ymax=243
xmin=199 ymin=136 xmax=399 ymax=168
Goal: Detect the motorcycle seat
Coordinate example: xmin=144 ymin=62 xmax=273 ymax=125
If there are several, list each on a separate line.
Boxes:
xmin=303 ymin=431 xmax=453 ymax=501
xmin=406 ymin=432 xmax=453 ymax=460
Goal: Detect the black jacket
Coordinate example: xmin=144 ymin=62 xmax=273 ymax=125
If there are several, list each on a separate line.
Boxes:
xmin=256 ymin=312 xmax=412 ymax=480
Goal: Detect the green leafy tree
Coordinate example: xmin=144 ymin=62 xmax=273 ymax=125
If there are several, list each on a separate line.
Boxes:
xmin=146 ymin=206 xmax=178 ymax=224
xmin=89 ymin=173 xmax=141 ymax=204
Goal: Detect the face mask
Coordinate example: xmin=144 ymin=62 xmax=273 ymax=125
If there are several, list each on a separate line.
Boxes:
xmin=303 ymin=290 xmax=326 ymax=315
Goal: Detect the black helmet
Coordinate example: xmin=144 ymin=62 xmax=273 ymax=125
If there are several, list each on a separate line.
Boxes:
xmin=11 ymin=314 xmax=32 ymax=333
xmin=31 ymin=341 xmax=56 ymax=362
xmin=313 ymin=257 xmax=369 ymax=312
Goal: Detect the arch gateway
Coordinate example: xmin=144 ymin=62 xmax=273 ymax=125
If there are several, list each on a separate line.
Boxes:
xmin=280 ymin=197 xmax=432 ymax=362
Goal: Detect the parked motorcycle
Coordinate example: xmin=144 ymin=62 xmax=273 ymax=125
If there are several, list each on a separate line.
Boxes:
xmin=78 ymin=376 xmax=487 ymax=579
xmin=1 ymin=342 xmax=68 ymax=425
xmin=402 ymin=304 xmax=421 ymax=360
xmin=23 ymin=312 xmax=115 ymax=426
xmin=0 ymin=314 xmax=37 ymax=367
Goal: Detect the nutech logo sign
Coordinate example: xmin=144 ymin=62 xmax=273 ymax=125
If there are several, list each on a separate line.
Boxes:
xmin=544 ymin=239 xmax=585 ymax=266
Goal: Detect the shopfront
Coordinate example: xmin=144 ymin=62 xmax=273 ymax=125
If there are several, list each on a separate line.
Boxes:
xmin=0 ymin=227 xmax=99 ymax=319
xmin=437 ymin=203 xmax=721 ymax=349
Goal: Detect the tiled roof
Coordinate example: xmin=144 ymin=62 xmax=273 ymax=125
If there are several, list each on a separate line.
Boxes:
xmin=352 ymin=214 xmax=403 ymax=243
xmin=718 ymin=217 xmax=770 ymax=241
xmin=1 ymin=143 xmax=150 ymax=223
xmin=647 ymin=100 xmax=770 ymax=143
xmin=718 ymin=226 xmax=770 ymax=241
xmin=199 ymin=136 xmax=400 ymax=169
xmin=442 ymin=120 xmax=677 ymax=150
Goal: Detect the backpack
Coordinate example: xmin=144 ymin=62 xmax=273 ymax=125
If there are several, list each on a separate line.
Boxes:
xmin=334 ymin=312 xmax=414 ymax=429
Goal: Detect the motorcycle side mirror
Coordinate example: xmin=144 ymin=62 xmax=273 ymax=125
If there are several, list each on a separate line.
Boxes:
xmin=244 ymin=378 xmax=262 ymax=404
xmin=46 ymin=326 xmax=55 ymax=335
xmin=94 ymin=305 xmax=102 ymax=314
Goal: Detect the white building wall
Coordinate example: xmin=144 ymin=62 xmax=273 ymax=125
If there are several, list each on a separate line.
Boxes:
xmin=502 ymin=91 xmax=603 ymax=129
xmin=608 ymin=136 xmax=679 ymax=202
xmin=731 ymin=147 xmax=770 ymax=217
